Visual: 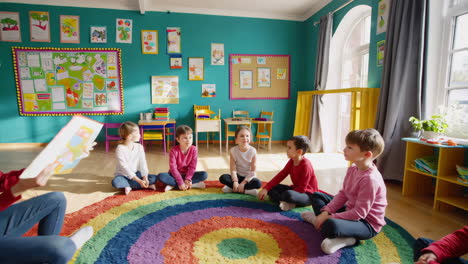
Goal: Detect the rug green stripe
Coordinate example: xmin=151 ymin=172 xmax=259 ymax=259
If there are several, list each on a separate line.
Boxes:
xmin=381 ymin=223 xmax=414 ymax=264
xmin=355 ymin=238 xmax=381 ymax=264
xmin=76 ymin=191 xmax=257 ymax=264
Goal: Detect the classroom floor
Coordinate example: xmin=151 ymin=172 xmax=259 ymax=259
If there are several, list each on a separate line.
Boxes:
xmin=0 ymin=142 xmax=466 ymax=242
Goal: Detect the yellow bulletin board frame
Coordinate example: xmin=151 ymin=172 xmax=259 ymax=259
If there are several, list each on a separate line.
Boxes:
xmin=229 ymin=54 xmax=290 ymax=100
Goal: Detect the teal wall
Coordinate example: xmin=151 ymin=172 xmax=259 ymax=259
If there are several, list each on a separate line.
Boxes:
xmin=0 ymin=1 xmax=384 ymax=144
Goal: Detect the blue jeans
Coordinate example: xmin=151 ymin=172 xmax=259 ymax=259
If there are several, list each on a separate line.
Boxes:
xmin=0 ymin=192 xmax=77 ymax=264
xmin=268 ymin=184 xmax=313 ymax=207
xmin=112 ymin=171 xmax=158 ymax=189
xmin=158 ymin=171 xmax=208 ymax=188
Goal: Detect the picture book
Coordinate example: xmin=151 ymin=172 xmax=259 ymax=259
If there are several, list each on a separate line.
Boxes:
xmin=20 ymin=115 xmax=103 ymax=179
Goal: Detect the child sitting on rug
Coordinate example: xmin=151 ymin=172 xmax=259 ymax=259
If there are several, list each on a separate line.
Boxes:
xmin=257 ymin=135 xmax=318 ymax=211
xmin=219 ymin=126 xmax=262 ymax=196
xmin=158 ymin=125 xmax=208 ymax=192
xmin=301 ymin=128 xmax=387 ymax=254
xmin=112 ymin=121 xmax=158 ymax=195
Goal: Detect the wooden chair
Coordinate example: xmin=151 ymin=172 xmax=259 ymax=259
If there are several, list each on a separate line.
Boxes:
xmin=104 ymin=123 xmax=121 ymax=152
xmin=255 ymin=111 xmax=274 ymax=150
xmin=227 ymin=110 xmax=250 ymax=144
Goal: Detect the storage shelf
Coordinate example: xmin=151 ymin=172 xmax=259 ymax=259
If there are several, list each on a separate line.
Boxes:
xmin=437 ymin=196 xmax=468 ymax=211
xmin=438 ymin=175 xmax=468 ymax=186
xmin=406 ymin=167 xmax=436 ymax=178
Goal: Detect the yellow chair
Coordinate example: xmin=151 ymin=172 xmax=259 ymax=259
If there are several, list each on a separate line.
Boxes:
xmin=227 ymin=110 xmax=250 ymax=145
xmin=255 ymin=111 xmax=274 ymax=150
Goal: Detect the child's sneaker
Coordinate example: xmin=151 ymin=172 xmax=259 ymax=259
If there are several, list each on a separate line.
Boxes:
xmin=124 ymin=187 xmax=132 ymax=195
xmin=279 ymin=201 xmax=296 ymax=211
xmin=222 ymin=186 xmax=233 ymax=193
xmin=164 ymin=185 xmax=174 ymax=192
xmin=301 ymin=211 xmax=317 ymax=226
xmin=321 ymin=237 xmax=356 ymax=254
xmin=69 ymin=226 xmax=94 ymax=249
xmin=244 ymin=189 xmax=258 ymax=196
xmin=191 ymin=182 xmax=206 ymax=189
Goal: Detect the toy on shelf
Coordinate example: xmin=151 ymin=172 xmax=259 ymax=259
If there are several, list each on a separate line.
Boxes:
xmin=154 ymin=107 xmax=170 ymax=120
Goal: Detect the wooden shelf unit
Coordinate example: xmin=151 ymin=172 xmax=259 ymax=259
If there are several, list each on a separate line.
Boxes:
xmin=402 ymin=138 xmax=468 ymax=212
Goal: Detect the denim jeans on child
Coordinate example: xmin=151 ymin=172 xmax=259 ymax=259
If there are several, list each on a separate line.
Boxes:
xmin=112 ymin=171 xmax=158 ymax=189
xmin=158 ymin=171 xmax=208 ymax=188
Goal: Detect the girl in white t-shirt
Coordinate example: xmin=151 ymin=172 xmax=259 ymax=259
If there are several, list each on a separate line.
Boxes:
xmin=219 ymin=126 xmax=261 ymax=196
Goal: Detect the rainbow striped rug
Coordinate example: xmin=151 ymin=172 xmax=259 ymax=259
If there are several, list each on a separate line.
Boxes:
xmin=52 ymin=182 xmax=415 ymax=263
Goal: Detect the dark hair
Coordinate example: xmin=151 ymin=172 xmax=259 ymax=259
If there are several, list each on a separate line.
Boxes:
xmin=235 ymin=126 xmax=251 ymax=138
xmin=345 ymin=128 xmax=385 ymax=158
xmin=288 ymin=135 xmax=311 ymax=154
xmin=118 ymin=121 xmax=138 ymax=143
xmin=176 ymin=125 xmax=193 ymax=138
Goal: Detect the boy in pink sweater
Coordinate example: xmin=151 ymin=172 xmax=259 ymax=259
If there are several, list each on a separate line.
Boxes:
xmin=301 ymin=128 xmax=387 ymax=254
xmin=158 ymin=125 xmax=207 ymax=192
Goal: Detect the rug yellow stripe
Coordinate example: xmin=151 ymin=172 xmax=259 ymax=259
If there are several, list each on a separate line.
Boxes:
xmin=374 ymin=232 xmax=401 ymax=263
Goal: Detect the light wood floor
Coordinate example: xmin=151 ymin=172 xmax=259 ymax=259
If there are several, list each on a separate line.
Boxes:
xmin=1 ymin=142 xmax=466 ymax=242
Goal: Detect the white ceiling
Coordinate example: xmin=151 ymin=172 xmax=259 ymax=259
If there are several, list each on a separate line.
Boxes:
xmin=3 ymin=0 xmax=331 ymax=21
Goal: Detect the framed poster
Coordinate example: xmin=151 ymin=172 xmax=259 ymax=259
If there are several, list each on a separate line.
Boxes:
xmin=60 ymin=15 xmax=79 ymax=43
xmin=0 ymin=11 xmax=21 ymax=42
xmin=90 ymin=26 xmax=107 ymax=43
xmin=29 ymin=11 xmax=50 ymax=42
xmin=257 ymin=67 xmax=271 ymax=87
xmin=141 ymin=30 xmax=158 ymax=54
xmin=12 ymin=47 xmax=124 ymax=116
xmin=151 ymin=76 xmax=179 ymax=104
xmin=167 ymin=27 xmax=181 ymax=54
xmin=188 ymin=57 xmax=204 ymax=80
xmin=211 ymin=43 xmax=224 ymax=65
xmin=377 ymin=0 xmax=390 ymax=34
xmin=170 ymin=57 xmax=182 ymax=69
xmin=240 ymin=70 xmax=253 ymax=89
xmin=202 ymin=84 xmax=216 ymax=97
xmin=116 ymin=18 xmax=132 ymax=43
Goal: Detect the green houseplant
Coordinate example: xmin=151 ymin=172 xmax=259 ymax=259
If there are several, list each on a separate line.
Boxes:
xmin=409 ymin=115 xmax=448 ymax=140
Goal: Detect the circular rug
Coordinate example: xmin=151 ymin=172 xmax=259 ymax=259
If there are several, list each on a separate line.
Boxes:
xmin=54 ymin=182 xmax=415 ymax=264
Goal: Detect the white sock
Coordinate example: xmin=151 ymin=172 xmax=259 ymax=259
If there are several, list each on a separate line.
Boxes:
xmin=321 ymin=237 xmax=356 ymax=254
xmin=70 ymin=226 xmax=94 ymax=249
xmin=222 ymin=186 xmax=233 ymax=193
xmin=148 ymin=184 xmax=156 ymax=190
xmin=301 ymin=211 xmax=317 ymax=226
xmin=279 ymin=201 xmax=296 ymax=211
xmin=124 ymin=187 xmax=132 ymax=195
xmin=191 ymin=182 xmax=206 ymax=189
xmin=244 ymin=189 xmax=258 ymax=196
xmin=164 ymin=185 xmax=174 ymax=192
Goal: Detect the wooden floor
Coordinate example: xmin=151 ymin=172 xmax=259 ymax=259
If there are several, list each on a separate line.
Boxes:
xmin=1 ymin=142 xmax=466 ymax=242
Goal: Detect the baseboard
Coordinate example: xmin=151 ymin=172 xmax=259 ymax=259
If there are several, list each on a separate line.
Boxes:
xmin=0 ymin=143 xmax=48 ymax=149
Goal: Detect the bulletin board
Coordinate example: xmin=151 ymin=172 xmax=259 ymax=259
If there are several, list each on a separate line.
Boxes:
xmin=229 ymin=54 xmax=290 ymax=100
xmin=12 ymin=47 xmax=124 ymax=116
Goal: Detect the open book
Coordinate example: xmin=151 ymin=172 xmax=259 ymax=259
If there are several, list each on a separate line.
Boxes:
xmin=20 ymin=116 xmax=103 ymax=179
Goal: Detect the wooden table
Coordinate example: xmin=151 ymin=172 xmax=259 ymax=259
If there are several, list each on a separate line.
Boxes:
xmin=223 ymin=118 xmax=252 ymax=151
xmin=251 ymin=120 xmax=275 ymax=150
xmin=195 ymin=118 xmax=222 ymax=153
xmin=138 ymin=119 xmax=176 ymax=154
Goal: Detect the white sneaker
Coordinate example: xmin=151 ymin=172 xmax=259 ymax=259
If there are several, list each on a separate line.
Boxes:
xmin=301 ymin=211 xmax=317 ymax=226
xmin=124 ymin=187 xmax=132 ymax=195
xmin=279 ymin=201 xmax=296 ymax=211
xmin=222 ymin=186 xmax=233 ymax=193
xmin=244 ymin=189 xmax=258 ymax=196
xmin=164 ymin=185 xmax=174 ymax=192
xmin=70 ymin=226 xmax=94 ymax=249
xmin=321 ymin=237 xmax=356 ymax=254
xmin=191 ymin=182 xmax=206 ymax=189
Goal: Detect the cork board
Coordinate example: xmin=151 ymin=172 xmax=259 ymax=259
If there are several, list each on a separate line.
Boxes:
xmin=229 ymin=54 xmax=290 ymax=100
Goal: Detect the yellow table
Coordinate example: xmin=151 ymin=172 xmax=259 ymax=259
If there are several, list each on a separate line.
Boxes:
xmin=138 ymin=119 xmax=176 ymax=154
xmin=223 ymin=118 xmax=252 ymax=151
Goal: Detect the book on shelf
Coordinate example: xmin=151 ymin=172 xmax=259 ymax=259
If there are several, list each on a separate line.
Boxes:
xmin=414 ymin=155 xmax=438 ymax=175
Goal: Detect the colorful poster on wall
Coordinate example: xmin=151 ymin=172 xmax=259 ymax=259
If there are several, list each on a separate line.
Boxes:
xmin=211 ymin=43 xmax=224 ymax=65
xmin=12 ymin=47 xmax=124 ymax=116
xmin=60 ymin=15 xmax=79 ymax=43
xmin=151 ymin=76 xmax=179 ymax=104
xmin=240 ymin=70 xmax=253 ymax=89
xmin=167 ymin=27 xmax=181 ymax=54
xmin=29 ymin=11 xmax=50 ymax=42
xmin=188 ymin=57 xmax=204 ymax=80
xmin=377 ymin=0 xmax=390 ymax=34
xmin=202 ymin=84 xmax=216 ymax=97
xmin=141 ymin=30 xmax=158 ymax=54
xmin=277 ymin=68 xmax=287 ymax=79
xmin=90 ymin=26 xmax=106 ymax=43
xmin=0 ymin=12 xmax=21 ymax=42
xmin=377 ymin=40 xmax=385 ymax=66
xmin=170 ymin=56 xmax=182 ymax=69
xmin=257 ymin=67 xmax=271 ymax=87
xmin=116 ymin=18 xmax=132 ymax=43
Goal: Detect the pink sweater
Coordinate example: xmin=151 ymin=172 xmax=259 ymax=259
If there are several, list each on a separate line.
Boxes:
xmin=264 ymin=157 xmax=318 ymax=194
xmin=322 ymin=164 xmax=387 ymax=233
xmin=169 ymin=145 xmax=198 ymax=186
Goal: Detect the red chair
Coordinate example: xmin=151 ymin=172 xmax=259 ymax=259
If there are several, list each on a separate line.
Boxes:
xmin=105 ymin=123 xmax=121 ymax=152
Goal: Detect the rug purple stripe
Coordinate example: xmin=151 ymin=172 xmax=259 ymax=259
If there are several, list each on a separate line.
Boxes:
xmin=128 ymin=206 xmax=341 ymax=264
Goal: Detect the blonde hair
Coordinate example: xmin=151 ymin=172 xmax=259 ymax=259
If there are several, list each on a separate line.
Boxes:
xmin=235 ymin=126 xmax=251 ymax=138
xmin=118 ymin=121 xmax=138 ymax=144
xmin=345 ymin=128 xmax=385 ymax=158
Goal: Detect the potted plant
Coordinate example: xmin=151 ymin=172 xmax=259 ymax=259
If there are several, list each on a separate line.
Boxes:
xmin=409 ymin=115 xmax=448 ymax=140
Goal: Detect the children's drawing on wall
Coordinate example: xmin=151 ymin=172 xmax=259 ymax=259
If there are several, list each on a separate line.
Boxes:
xmin=241 ymin=58 xmax=251 ymax=64
xmin=377 ymin=0 xmax=390 ymax=34
xmin=277 ymin=68 xmax=287 ymax=80
xmin=170 ymin=57 xmax=182 ymax=69
xmin=167 ymin=27 xmax=181 ymax=54
xmin=239 ymin=70 xmax=253 ymax=89
xmin=377 ymin=40 xmax=385 ymax=66
xmin=29 ymin=11 xmax=50 ymax=42
xmin=257 ymin=57 xmax=266 ymax=65
xmin=211 ymin=43 xmax=224 ymax=65
xmin=141 ymin=30 xmax=158 ymax=54
xmin=116 ymin=18 xmax=132 ymax=43
xmin=202 ymin=84 xmax=216 ymax=97
xmin=60 ymin=15 xmax=79 ymax=43
xmin=0 ymin=11 xmax=21 ymax=42
xmin=151 ymin=76 xmax=179 ymax=104
xmin=188 ymin=57 xmax=204 ymax=80
xmin=90 ymin=26 xmax=107 ymax=43
xmin=257 ymin=67 xmax=271 ymax=87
